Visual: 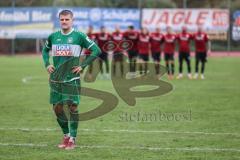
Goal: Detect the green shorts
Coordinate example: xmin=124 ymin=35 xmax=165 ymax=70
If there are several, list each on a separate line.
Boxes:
xmin=49 ymin=79 xmax=81 ymax=105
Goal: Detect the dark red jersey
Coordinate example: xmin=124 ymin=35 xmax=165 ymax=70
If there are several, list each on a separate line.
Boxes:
xmin=163 ymin=33 xmax=177 ymax=54
xmin=138 ymin=33 xmax=150 ymax=55
xmin=124 ymin=30 xmax=139 ymax=52
xmin=97 ymin=32 xmax=111 ymax=52
xmin=111 ymin=31 xmax=124 ymax=52
xmin=150 ymin=32 xmax=163 ymax=53
xmin=193 ymin=32 xmax=209 ymax=52
xmin=177 ymin=32 xmax=192 ymax=53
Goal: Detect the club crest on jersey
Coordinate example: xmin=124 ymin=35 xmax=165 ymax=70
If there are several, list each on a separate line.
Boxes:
xmin=55 ymin=45 xmax=72 ymax=56
xmin=67 ymin=37 xmax=73 ymax=43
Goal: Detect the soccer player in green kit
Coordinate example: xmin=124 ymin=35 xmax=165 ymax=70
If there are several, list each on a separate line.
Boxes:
xmin=42 ymin=10 xmax=101 ymax=150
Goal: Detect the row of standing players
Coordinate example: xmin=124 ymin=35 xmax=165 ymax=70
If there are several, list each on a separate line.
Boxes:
xmin=84 ymin=25 xmax=209 ymax=80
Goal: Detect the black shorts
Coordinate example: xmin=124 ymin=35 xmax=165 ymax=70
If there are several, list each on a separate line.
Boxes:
xmin=151 ymin=52 xmax=161 ymax=62
xmin=138 ymin=54 xmax=149 ymax=62
xmin=164 ymin=53 xmax=174 ymax=61
xmin=128 ymin=50 xmax=138 ymax=59
xmin=196 ymin=52 xmax=207 ymax=62
xmin=113 ymin=52 xmax=123 ymax=61
xmin=99 ymin=52 xmax=108 ymax=61
xmin=179 ymin=52 xmax=190 ymax=61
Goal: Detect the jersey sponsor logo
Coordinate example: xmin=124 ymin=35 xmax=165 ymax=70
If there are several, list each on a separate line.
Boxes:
xmin=165 ymin=38 xmax=175 ymax=42
xmin=99 ymin=35 xmax=108 ymax=41
xmin=113 ymin=35 xmax=123 ymax=41
xmin=180 ymin=36 xmax=189 ymax=41
xmin=165 ymin=35 xmax=175 ymax=43
xmin=152 ymin=36 xmax=162 ymax=41
xmin=139 ymin=36 xmax=150 ymax=42
xmin=55 ymin=45 xmax=72 ymax=56
xmin=196 ymin=34 xmax=204 ymax=40
xmin=128 ymin=35 xmax=138 ymax=39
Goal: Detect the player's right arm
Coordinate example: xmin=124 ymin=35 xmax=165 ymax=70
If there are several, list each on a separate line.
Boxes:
xmin=42 ymin=34 xmax=55 ymax=73
xmin=206 ymin=34 xmax=211 ymax=53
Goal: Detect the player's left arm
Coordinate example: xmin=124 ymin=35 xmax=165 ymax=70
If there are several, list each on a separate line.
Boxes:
xmin=81 ymin=34 xmax=101 ymax=68
xmin=72 ymin=32 xmax=101 ymax=74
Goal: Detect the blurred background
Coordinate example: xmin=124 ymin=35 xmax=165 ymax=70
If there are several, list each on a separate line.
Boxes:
xmin=0 ymin=0 xmax=239 ymax=54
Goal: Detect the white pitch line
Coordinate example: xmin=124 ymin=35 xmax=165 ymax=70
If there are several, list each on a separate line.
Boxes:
xmin=0 ymin=143 xmax=47 ymax=147
xmin=0 ymin=127 xmax=239 ymax=137
xmin=77 ymin=145 xmax=240 ymax=153
xmin=22 ymin=76 xmax=33 ymax=84
xmin=92 ymin=129 xmax=240 ymax=137
xmin=0 ymin=143 xmax=239 ymax=153
xmin=21 ymin=76 xmax=47 ymax=84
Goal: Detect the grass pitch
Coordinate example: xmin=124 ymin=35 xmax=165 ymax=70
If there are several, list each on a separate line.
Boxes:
xmin=0 ymin=55 xmax=239 ymax=160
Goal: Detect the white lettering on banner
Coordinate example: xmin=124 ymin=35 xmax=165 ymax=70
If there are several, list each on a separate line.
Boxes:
xmin=0 ymin=11 xmax=14 ymax=21
xmin=14 ymin=11 xmax=30 ymax=22
xmin=212 ymin=11 xmax=229 ymax=27
xmin=32 ymin=11 xmax=51 ymax=21
xmin=89 ymin=8 xmax=102 ymax=21
xmin=142 ymin=9 xmax=229 ymax=32
xmin=0 ymin=11 xmax=29 ymax=22
xmin=103 ymin=10 xmax=139 ymax=21
xmin=73 ymin=11 xmax=88 ymax=19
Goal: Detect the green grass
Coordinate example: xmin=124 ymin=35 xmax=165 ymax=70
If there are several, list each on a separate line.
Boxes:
xmin=0 ymin=55 xmax=240 ymax=160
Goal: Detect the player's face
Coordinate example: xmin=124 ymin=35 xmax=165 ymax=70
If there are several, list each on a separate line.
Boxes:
xmin=128 ymin=27 xmax=134 ymax=31
xmin=115 ymin=26 xmax=120 ymax=32
xmin=88 ymin=26 xmax=93 ymax=33
xmin=142 ymin=28 xmax=148 ymax=34
xmin=101 ymin=27 xmax=106 ymax=33
xmin=59 ymin=14 xmax=73 ymax=30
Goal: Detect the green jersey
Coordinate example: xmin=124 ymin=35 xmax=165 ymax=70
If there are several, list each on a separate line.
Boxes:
xmin=42 ymin=28 xmax=101 ymax=82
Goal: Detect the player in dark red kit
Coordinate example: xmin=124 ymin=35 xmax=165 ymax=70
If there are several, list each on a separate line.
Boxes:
xmin=150 ymin=27 xmax=164 ymax=79
xmin=163 ymin=26 xmax=177 ymax=80
xmin=97 ymin=26 xmax=111 ymax=79
xmin=111 ymin=26 xmax=124 ymax=77
xmin=138 ymin=27 xmax=150 ymax=75
xmin=85 ymin=25 xmax=97 ymax=80
xmin=124 ymin=25 xmax=139 ymax=77
xmin=176 ymin=26 xmax=193 ymax=79
xmin=193 ymin=26 xmax=210 ymax=79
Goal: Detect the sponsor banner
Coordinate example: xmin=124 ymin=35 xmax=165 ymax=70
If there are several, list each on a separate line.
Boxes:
xmin=232 ymin=11 xmax=240 ymax=41
xmin=0 ymin=7 xmax=53 ymax=38
xmin=142 ymin=9 xmax=229 ymax=40
xmin=0 ymin=7 xmax=140 ymax=38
